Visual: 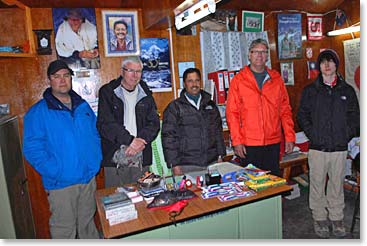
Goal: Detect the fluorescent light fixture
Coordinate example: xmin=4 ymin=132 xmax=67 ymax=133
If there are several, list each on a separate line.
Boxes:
xmin=175 ymin=0 xmax=216 ymax=30
xmin=327 ymin=25 xmax=360 ymax=36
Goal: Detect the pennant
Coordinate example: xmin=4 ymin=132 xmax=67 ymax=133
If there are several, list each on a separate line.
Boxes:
xmin=307 ymin=14 xmax=323 ymax=40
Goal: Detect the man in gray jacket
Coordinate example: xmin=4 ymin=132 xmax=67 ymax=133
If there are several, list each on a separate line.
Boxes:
xmin=162 ymin=68 xmax=226 ymax=176
xmin=97 ymin=56 xmax=160 ymax=187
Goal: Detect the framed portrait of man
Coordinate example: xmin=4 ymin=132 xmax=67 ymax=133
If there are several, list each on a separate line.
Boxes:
xmin=101 ymin=10 xmax=140 ymax=57
xmin=52 ymin=8 xmax=100 ymax=70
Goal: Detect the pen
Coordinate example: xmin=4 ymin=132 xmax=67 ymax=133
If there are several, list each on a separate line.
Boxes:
xmin=169 ymin=162 xmax=177 ymax=190
xmin=179 ymin=175 xmax=186 ymax=190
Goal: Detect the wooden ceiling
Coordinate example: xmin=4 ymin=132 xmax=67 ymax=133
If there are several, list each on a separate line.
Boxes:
xmin=1 ymin=0 xmax=347 ymax=29
xmin=3 ymin=0 xmax=345 ymax=12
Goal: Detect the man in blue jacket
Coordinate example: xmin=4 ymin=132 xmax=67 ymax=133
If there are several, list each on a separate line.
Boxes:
xmin=23 ymin=60 xmax=102 ymax=239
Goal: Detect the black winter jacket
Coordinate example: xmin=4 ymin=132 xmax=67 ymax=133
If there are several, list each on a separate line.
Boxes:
xmin=162 ymin=89 xmax=226 ymax=167
xmin=97 ymin=77 xmax=160 ymax=167
xmin=297 ymin=74 xmax=359 ymax=152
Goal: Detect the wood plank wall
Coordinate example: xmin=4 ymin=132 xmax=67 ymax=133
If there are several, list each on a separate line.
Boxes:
xmin=0 ymin=0 xmax=359 ymax=238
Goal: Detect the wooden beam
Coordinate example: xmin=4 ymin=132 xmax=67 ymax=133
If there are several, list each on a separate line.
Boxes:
xmin=1 ymin=0 xmax=27 ymax=9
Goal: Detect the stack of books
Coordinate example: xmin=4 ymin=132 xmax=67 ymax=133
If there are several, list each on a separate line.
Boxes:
xmin=101 ymin=192 xmax=138 ymax=226
xmin=243 ymin=164 xmax=287 ymax=191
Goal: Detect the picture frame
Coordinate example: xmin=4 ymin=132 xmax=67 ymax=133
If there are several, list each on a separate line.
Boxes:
xmin=242 ymin=10 xmax=264 ymax=32
xmin=52 ymin=8 xmax=100 ymax=70
xmin=33 ymin=29 xmax=52 ymax=55
xmin=101 ymin=10 xmax=140 ymax=57
xmin=280 ymin=62 xmax=294 ymax=86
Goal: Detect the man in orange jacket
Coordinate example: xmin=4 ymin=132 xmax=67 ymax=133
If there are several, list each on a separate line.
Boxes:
xmin=226 ymin=38 xmax=295 ymax=176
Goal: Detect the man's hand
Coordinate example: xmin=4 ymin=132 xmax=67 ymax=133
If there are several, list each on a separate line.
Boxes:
xmin=125 ymin=145 xmax=137 ymax=157
xmin=234 ymin=144 xmax=246 ymax=158
xmin=285 ymin=142 xmax=295 ymax=154
xmin=79 ymin=49 xmax=99 ymax=59
xmin=125 ymin=138 xmax=147 ymax=156
xmin=130 ymin=138 xmax=147 ymax=152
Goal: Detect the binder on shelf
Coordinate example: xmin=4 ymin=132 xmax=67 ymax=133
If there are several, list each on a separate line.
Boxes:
xmin=228 ymin=70 xmax=237 ymax=83
xmin=208 ymin=70 xmax=226 ymax=104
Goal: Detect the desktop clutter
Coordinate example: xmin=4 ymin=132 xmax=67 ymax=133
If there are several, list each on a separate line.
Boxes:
xmin=100 ymin=162 xmax=287 ymax=226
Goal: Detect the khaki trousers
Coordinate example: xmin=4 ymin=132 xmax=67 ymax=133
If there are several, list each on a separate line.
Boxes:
xmin=308 ymin=149 xmax=347 ymax=221
xmin=47 ymin=177 xmax=99 ymax=239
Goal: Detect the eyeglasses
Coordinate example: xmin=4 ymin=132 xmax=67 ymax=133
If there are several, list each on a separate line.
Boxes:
xmin=250 ymin=50 xmax=268 ymax=55
xmin=51 ymin=73 xmax=72 ymax=79
xmin=122 ymin=67 xmax=143 ymax=74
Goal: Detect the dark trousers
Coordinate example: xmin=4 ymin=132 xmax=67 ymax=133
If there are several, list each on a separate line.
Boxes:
xmin=240 ymin=143 xmax=281 ymax=176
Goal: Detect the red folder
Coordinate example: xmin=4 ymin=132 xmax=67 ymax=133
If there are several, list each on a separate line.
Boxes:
xmin=208 ymin=70 xmax=226 ymax=104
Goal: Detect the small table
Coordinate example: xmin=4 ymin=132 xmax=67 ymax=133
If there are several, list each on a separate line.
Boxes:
xmin=279 ymin=153 xmax=308 ymax=181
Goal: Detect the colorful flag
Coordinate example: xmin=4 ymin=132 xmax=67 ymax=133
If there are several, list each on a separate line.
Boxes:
xmin=307 ymin=61 xmax=319 ymax=79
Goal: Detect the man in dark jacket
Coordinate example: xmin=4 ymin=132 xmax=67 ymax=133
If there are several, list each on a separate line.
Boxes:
xmin=162 ymin=68 xmax=226 ymax=175
xmin=97 ymin=56 xmax=160 ymax=187
xmin=297 ymin=49 xmax=359 ymax=238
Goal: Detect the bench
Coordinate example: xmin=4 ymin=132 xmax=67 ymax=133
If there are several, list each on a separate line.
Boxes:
xmin=279 ymin=153 xmax=308 ymax=181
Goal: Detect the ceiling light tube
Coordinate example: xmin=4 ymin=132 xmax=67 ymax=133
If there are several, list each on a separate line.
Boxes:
xmin=327 ymin=25 xmax=360 ymax=36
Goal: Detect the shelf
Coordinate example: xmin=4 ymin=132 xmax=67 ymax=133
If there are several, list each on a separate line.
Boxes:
xmin=0 ymin=52 xmax=35 ymax=57
xmin=0 ymin=0 xmax=36 ymax=57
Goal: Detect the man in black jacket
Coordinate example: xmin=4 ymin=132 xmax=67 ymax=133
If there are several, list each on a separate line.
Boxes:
xmin=97 ymin=56 xmax=160 ymax=187
xmin=162 ymin=68 xmax=226 ymax=176
xmin=297 ymin=49 xmax=359 ymax=238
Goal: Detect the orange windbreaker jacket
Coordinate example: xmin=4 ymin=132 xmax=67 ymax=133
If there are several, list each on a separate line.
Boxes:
xmin=226 ymin=66 xmax=295 ymax=147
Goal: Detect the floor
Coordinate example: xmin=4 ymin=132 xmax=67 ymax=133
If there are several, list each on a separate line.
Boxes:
xmin=282 ymin=183 xmax=360 ymax=239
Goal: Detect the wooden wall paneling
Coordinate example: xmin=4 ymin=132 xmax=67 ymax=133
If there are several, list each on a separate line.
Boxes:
xmin=0 ymin=0 xmax=359 ymax=239
xmin=172 ymin=26 xmax=203 ymax=97
xmin=0 ymin=8 xmax=27 ymax=47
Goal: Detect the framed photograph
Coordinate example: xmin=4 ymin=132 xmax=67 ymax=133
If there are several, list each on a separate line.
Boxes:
xmin=101 ymin=10 xmax=140 ymax=57
xmin=280 ymin=62 xmax=294 ymax=86
xmin=52 ymin=8 xmax=100 ymax=69
xmin=242 ymin=10 xmax=264 ymax=32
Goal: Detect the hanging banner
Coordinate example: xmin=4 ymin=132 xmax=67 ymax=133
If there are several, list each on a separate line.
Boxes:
xmin=307 ymin=14 xmax=323 ymax=40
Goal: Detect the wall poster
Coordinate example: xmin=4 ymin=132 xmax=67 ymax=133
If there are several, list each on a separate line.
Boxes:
xmin=52 ymin=8 xmax=100 ymax=70
xmin=343 ymin=38 xmax=360 ymax=99
xmin=277 ymin=13 xmax=302 ymax=59
xmin=140 ymin=38 xmax=172 ymax=92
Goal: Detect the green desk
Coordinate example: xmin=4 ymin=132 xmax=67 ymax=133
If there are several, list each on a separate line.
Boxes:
xmin=96 ymin=184 xmax=291 ymax=239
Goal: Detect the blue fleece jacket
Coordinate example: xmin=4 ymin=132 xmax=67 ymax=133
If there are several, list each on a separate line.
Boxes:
xmin=23 ymin=88 xmax=102 ymax=190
